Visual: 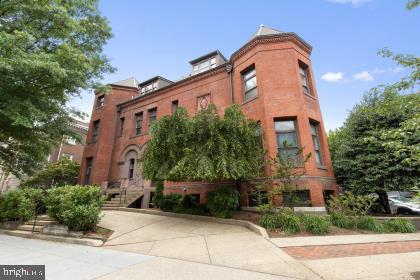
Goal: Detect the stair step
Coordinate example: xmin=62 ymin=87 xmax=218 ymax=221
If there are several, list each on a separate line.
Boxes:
xmin=17 ymin=225 xmax=43 ymax=232
xmin=36 ymin=215 xmax=55 ymax=221
xmin=7 ymin=230 xmax=34 ymax=238
xmin=26 ymin=220 xmax=56 ymax=226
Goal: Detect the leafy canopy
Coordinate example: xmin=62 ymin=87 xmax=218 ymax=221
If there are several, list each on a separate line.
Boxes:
xmin=0 ymin=0 xmax=114 ymax=176
xmin=140 ymin=104 xmax=265 ymax=182
xmin=328 ymin=48 xmax=420 ymax=196
xmin=21 ymin=157 xmax=80 ymax=189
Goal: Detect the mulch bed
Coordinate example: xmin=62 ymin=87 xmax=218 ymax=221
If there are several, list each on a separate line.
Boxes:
xmin=84 ymin=226 xmax=113 ymax=241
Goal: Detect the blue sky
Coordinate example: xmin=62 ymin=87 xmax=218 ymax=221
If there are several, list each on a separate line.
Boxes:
xmin=70 ymin=0 xmax=419 ymax=130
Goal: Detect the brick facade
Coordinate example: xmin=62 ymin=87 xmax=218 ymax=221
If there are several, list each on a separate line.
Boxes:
xmin=49 ymin=120 xmax=89 ymax=164
xmin=79 ymin=26 xmax=338 ymax=207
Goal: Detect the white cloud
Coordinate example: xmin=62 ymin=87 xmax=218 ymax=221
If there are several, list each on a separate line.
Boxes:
xmin=352 ymin=71 xmax=374 ymax=81
xmin=327 ymin=0 xmax=371 ymax=7
xmin=372 ymin=68 xmax=386 ymax=74
xmin=321 ymin=72 xmax=345 ymax=83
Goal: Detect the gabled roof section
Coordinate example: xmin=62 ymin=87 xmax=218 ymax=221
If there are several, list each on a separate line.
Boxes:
xmin=138 ymin=76 xmax=173 ymax=87
xmin=110 ymin=77 xmax=139 ymax=89
xmin=248 ymin=24 xmax=283 ymax=41
xmin=189 ymin=50 xmax=227 ymax=65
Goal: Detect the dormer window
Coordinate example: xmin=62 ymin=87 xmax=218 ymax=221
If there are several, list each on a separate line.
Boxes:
xmin=139 ymin=77 xmax=173 ymax=96
xmin=193 ymin=57 xmax=217 ymax=75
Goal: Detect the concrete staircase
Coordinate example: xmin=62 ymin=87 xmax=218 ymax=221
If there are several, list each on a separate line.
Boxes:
xmin=12 ymin=215 xmax=57 ymax=236
xmin=103 ymin=189 xmax=143 ymax=209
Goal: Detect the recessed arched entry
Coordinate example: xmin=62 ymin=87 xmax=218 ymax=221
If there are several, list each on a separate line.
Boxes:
xmin=118 ymin=143 xmax=149 ymax=188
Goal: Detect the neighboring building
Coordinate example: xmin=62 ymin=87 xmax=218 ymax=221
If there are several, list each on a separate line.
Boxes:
xmin=0 ymin=120 xmax=89 ymax=194
xmin=48 ymin=120 xmax=89 ymax=163
xmin=79 ymin=25 xmax=338 ymax=207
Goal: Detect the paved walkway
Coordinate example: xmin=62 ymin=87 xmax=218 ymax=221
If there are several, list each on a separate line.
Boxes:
xmin=271 ymin=233 xmax=420 ymax=247
xmin=0 ymin=235 xmax=293 ymax=280
xmin=100 ymin=210 xmax=316 ymax=279
xmin=283 ymin=241 xmax=420 ymax=260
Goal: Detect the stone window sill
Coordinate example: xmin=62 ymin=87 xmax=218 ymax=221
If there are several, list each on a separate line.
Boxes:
xmin=241 ymin=95 xmax=258 ymax=106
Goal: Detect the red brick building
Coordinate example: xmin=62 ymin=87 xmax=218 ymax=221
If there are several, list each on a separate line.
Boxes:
xmin=49 ymin=120 xmax=89 ymax=164
xmin=79 ymin=25 xmax=338 ymax=208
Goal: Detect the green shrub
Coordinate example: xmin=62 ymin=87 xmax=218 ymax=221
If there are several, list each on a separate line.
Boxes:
xmin=173 ymin=194 xmax=206 ymax=215
xmin=259 ymin=213 xmax=280 ymax=229
xmin=0 ymin=188 xmax=44 ymax=222
xmin=173 ymin=204 xmax=207 ymax=215
xmin=356 ymin=216 xmax=384 ymax=233
xmin=327 ymin=192 xmax=376 ymax=216
xmin=329 ymin=212 xmax=355 ymax=229
xmin=206 ymin=187 xmax=240 ymax=218
xmin=179 ymin=194 xmax=200 ymax=209
xmin=259 ymin=211 xmax=300 ymax=234
xmin=159 ymin=193 xmax=182 ymax=212
xmin=151 ymin=180 xmax=164 ymax=208
xmin=45 ymin=185 xmax=104 ymax=231
xmin=44 ymin=187 xmax=65 ymax=220
xmin=301 ymin=214 xmax=330 ymax=235
xmin=0 ymin=191 xmax=20 ymax=221
xmin=383 ymin=218 xmax=417 ymax=233
xmin=277 ymin=212 xmax=301 ymax=234
xmin=257 ymin=203 xmax=275 ymax=214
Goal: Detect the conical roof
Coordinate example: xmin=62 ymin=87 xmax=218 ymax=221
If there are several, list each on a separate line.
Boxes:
xmin=249 ymin=24 xmax=283 ymax=41
xmin=110 ymin=77 xmax=139 ymax=88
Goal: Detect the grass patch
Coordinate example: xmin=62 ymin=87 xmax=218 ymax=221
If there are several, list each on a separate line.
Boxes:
xmin=329 ymin=212 xmax=355 ymax=229
xmin=356 ymin=216 xmax=384 ymax=233
xmin=383 ymin=218 xmax=417 ymax=233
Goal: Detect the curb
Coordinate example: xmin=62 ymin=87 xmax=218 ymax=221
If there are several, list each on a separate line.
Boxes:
xmin=0 ymin=229 xmax=103 ymax=247
xmin=102 ymin=207 xmax=269 ymax=239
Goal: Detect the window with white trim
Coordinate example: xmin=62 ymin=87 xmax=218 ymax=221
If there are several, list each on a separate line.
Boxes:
xmin=242 ymin=67 xmax=258 ymax=101
xmin=192 ymin=57 xmax=217 ymax=75
xmin=310 ymin=122 xmax=323 ymax=165
xmin=275 ymin=119 xmax=301 ymax=165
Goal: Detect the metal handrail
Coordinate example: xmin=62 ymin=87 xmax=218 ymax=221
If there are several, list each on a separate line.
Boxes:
xmin=31 ymin=204 xmax=44 ymax=233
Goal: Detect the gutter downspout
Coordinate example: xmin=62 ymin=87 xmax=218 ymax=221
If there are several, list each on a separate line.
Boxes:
xmin=226 ymin=63 xmax=234 ymax=103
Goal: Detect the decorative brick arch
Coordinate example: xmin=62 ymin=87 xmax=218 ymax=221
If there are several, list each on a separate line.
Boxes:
xmin=118 ymin=142 xmax=149 ymax=186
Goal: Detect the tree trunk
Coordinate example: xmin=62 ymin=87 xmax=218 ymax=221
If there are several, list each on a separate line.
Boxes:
xmin=376 ymin=191 xmax=391 ymax=214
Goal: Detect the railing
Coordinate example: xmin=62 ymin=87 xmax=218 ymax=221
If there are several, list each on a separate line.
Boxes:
xmin=31 ymin=203 xmax=45 ymax=234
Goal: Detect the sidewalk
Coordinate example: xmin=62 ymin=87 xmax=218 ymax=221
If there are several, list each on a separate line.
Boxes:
xmin=270 ymin=233 xmax=420 ymax=280
xmin=270 ymin=233 xmax=420 ymax=247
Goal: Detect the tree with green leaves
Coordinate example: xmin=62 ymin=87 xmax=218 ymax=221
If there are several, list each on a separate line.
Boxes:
xmin=140 ymin=104 xmax=265 ymax=189
xmin=328 ymin=48 xmax=419 ymax=213
xmin=20 ymin=157 xmax=80 ymax=189
xmin=0 ymin=0 xmax=114 ymax=177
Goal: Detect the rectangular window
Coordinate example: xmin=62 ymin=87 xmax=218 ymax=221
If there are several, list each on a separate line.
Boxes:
xmin=62 ymin=153 xmax=73 ymax=160
xmin=92 ymin=120 xmax=100 ymax=143
xmin=148 ymin=108 xmax=157 ymax=130
xmin=299 ymin=63 xmax=311 ymax=95
xmin=84 ymin=157 xmax=93 ymax=184
xmin=128 ymin=158 xmax=135 ymax=179
xmin=172 ymin=100 xmax=179 ymax=113
xmin=283 ymin=190 xmax=312 ymax=207
xmin=66 ymin=137 xmax=76 ymax=145
xmin=193 ymin=57 xmax=217 ymax=74
xmin=242 ymin=67 xmax=258 ymax=101
xmin=118 ymin=117 xmax=125 ymax=137
xmin=135 ymin=112 xmax=143 ymax=135
xmin=310 ymin=122 xmax=324 ymax=165
xmin=97 ymin=95 xmax=105 ymax=108
xmin=275 ymin=119 xmax=301 ymax=165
